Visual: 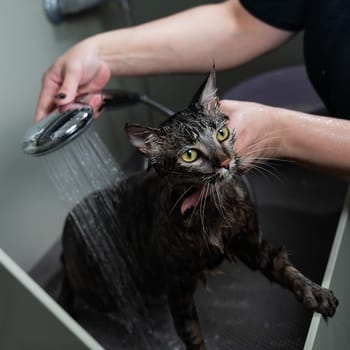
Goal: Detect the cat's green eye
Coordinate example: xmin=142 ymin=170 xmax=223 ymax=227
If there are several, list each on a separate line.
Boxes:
xmin=181 ymin=149 xmax=198 ymax=163
xmin=216 ymin=126 xmax=229 ymax=142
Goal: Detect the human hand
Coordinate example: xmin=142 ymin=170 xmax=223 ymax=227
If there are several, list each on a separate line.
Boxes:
xmin=35 ymin=38 xmax=111 ymax=122
xmin=222 ymin=100 xmax=350 ymax=182
xmin=220 ymin=99 xmax=284 ymax=170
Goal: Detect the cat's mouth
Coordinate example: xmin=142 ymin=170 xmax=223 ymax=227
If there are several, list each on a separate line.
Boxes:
xmin=180 ymin=186 xmax=203 ymax=216
xmin=179 ymin=165 xmax=239 ymax=216
xmin=180 ymin=177 xmax=229 ymax=216
xmin=180 ymin=172 xmax=239 ymax=217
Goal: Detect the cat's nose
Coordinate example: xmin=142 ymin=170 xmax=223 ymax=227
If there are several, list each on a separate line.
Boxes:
xmin=221 ymin=158 xmax=230 ymax=169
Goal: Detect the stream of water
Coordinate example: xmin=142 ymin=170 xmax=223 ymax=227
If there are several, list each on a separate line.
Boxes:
xmin=43 ymin=128 xmax=124 ymax=204
xmin=43 ymin=127 xmax=156 ymax=349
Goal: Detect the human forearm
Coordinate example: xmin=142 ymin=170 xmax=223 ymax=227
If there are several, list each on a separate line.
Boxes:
xmin=92 ymin=0 xmax=292 ymax=76
xmin=279 ymin=109 xmax=350 ymax=181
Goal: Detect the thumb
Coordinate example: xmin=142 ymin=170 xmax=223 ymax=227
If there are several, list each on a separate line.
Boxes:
xmin=55 ymin=64 xmax=82 ymax=105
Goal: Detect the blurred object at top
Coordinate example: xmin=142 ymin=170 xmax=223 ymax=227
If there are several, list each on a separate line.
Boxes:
xmin=44 ymin=0 xmax=107 ymax=24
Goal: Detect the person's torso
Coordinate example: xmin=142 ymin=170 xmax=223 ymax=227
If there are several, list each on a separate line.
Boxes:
xmin=304 ymin=0 xmax=350 ymax=117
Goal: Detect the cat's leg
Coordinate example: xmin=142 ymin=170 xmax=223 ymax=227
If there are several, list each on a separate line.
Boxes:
xmin=232 ymin=228 xmax=338 ymax=318
xmin=167 ymin=282 xmax=206 ymax=350
xmin=258 ymin=240 xmax=337 ymax=317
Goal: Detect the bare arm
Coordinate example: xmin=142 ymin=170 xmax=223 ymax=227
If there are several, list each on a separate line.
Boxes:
xmin=96 ymin=0 xmax=293 ymax=75
xmin=280 ymin=110 xmax=350 ymax=181
xmin=35 ymin=0 xmax=292 ymax=121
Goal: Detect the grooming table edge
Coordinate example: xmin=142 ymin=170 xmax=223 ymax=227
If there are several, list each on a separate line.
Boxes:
xmin=304 ymin=187 xmax=350 ymax=350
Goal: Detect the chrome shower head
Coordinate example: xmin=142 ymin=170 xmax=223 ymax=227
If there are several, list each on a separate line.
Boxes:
xmin=22 ymin=89 xmax=174 ymax=156
xmin=22 ymin=106 xmax=93 ymax=156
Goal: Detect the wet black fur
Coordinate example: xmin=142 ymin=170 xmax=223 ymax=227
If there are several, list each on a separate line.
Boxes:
xmin=59 ymin=70 xmax=338 ymax=350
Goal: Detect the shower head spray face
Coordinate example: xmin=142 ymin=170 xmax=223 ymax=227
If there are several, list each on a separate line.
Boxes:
xmin=22 ymin=106 xmax=93 ymax=156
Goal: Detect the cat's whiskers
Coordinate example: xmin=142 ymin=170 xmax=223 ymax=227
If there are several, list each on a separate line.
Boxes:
xmin=237 ymin=147 xmax=279 ymax=172
xmin=237 ymin=128 xmax=298 ymax=166
xmin=245 ymin=156 xmax=294 ymax=164
xmin=202 ymin=173 xmax=219 ymax=183
xmin=210 ymin=183 xmax=221 ymax=214
xmin=238 ymin=126 xmax=293 ymax=157
xmin=241 ymin=146 xmax=280 ymax=159
xmin=198 ymin=183 xmax=210 ymax=235
xmin=203 ymin=183 xmax=218 ymax=250
xmin=240 ymin=158 xmax=285 ymax=184
xmin=240 ymin=134 xmax=282 ymax=154
xmin=212 ymin=182 xmax=231 ymax=227
xmin=168 ymin=185 xmax=194 ymax=217
xmin=237 ymin=136 xmax=293 ymax=179
xmin=239 ymin=141 xmax=294 ymax=173
xmin=237 ymin=137 xmax=282 ymax=165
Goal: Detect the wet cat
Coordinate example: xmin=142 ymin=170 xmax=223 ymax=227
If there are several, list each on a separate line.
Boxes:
xmin=59 ymin=69 xmax=338 ymax=350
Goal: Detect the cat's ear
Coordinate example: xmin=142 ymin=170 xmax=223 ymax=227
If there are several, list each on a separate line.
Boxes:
xmin=190 ymin=66 xmax=220 ymax=113
xmin=125 ymin=123 xmax=160 ymax=156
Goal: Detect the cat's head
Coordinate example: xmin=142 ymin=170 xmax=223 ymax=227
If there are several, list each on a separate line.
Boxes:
xmin=125 ymin=69 xmax=240 ymax=187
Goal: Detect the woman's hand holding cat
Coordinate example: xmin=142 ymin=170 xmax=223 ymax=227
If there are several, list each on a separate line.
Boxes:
xmin=220 ymin=99 xmax=283 ymax=170
xmin=221 ymin=99 xmax=350 ymax=181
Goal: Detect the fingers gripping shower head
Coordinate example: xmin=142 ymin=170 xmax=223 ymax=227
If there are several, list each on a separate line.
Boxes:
xmin=22 ymin=89 xmax=174 ymax=156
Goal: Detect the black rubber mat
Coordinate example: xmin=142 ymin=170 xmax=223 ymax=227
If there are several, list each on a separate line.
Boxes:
xmin=30 ymin=162 xmax=347 ymax=350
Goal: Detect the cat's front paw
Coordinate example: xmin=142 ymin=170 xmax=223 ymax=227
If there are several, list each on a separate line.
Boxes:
xmin=293 ymin=278 xmax=338 ymax=318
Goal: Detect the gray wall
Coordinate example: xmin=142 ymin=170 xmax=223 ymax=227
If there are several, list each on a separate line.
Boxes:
xmin=0 ymin=1 xmax=303 ymax=271
xmin=0 ymin=0 xmax=130 ymax=270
